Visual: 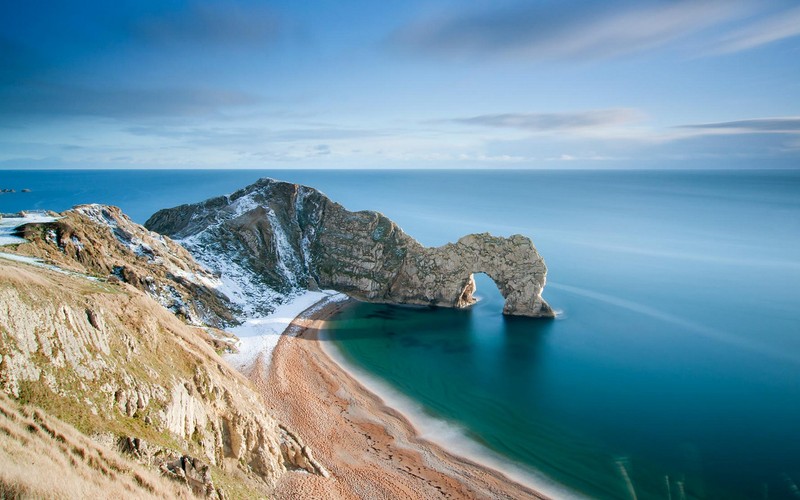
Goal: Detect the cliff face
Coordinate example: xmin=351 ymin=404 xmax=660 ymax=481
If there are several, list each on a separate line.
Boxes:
xmin=12 ymin=205 xmax=237 ymax=328
xmin=0 ymin=209 xmax=327 ymax=498
xmin=146 ymin=178 xmax=554 ymax=318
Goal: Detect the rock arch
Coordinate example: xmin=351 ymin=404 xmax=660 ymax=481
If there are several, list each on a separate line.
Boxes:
xmin=385 ymin=233 xmax=554 ymax=318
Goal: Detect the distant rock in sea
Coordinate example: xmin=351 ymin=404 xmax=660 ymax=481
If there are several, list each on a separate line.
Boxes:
xmin=146 ymin=178 xmax=554 ymax=318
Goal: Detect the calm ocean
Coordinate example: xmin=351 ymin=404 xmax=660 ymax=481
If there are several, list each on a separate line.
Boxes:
xmin=2 ymin=169 xmax=799 ymax=499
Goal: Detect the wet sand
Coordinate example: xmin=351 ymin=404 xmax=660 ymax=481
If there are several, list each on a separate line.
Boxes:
xmin=246 ymin=297 xmax=547 ymax=499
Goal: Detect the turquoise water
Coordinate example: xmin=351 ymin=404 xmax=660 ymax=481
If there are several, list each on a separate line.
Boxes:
xmin=3 ymin=169 xmax=800 ymax=498
xmin=324 ymin=171 xmax=800 ymax=499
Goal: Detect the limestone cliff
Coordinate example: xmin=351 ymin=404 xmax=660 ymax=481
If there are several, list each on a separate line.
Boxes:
xmin=11 ymin=204 xmax=238 ymax=329
xmin=146 ymin=178 xmax=554 ymax=318
xmin=0 ymin=211 xmax=327 ymax=498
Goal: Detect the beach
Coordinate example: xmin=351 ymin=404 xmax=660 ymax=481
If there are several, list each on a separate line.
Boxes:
xmin=245 ymin=296 xmax=548 ymax=499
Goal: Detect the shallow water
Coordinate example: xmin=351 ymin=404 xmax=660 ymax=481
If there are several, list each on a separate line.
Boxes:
xmin=3 ymin=169 xmax=800 ymax=498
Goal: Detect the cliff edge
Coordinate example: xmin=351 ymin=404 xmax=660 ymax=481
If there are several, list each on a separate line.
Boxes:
xmin=0 ymin=208 xmax=327 ymax=498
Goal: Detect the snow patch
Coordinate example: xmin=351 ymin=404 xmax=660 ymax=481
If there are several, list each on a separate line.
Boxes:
xmin=170 ymin=267 xmax=224 ymax=291
xmin=230 ymin=193 xmax=260 ymax=217
xmin=70 ymin=235 xmax=84 ymax=251
xmin=179 ymin=231 xmax=282 ymax=316
xmin=0 ymin=212 xmax=59 ymax=246
xmin=224 ymin=290 xmax=344 ymax=372
xmin=0 ymin=251 xmax=99 ymax=281
xmin=0 ymin=252 xmax=42 ymax=264
xmin=76 ymin=205 xmax=159 ymax=260
xmin=295 ymin=188 xmax=312 ymax=271
xmin=266 ymin=209 xmax=301 ymax=286
xmin=167 ymin=185 xmax=343 ymax=367
xmin=75 ymin=204 xmax=118 ymax=228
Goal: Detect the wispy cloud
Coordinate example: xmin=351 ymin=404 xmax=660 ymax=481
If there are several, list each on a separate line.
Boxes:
xmin=652 ymin=131 xmax=800 ymax=160
xmin=710 ymin=6 xmax=800 ymax=54
xmin=680 ymin=117 xmax=800 ymax=133
xmin=126 ymin=124 xmax=388 ymax=145
xmin=0 ymin=4 xmax=281 ymax=126
xmin=0 ymin=84 xmax=259 ymax=120
xmin=133 ymin=2 xmax=281 ymax=47
xmin=448 ymin=109 xmax=641 ymax=132
xmin=392 ymin=0 xmax=753 ymax=60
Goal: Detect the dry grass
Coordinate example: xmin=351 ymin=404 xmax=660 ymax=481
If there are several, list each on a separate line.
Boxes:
xmin=0 ymin=260 xmax=275 ymax=499
xmin=0 ymin=380 xmax=193 ymax=499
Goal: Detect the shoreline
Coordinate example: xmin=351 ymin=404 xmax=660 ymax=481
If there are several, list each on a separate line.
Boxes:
xmin=317 ymin=324 xmax=576 ymax=499
xmin=246 ymin=296 xmax=553 ymax=499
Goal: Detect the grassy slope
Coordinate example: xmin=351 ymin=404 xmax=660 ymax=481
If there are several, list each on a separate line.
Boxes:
xmin=0 ymin=259 xmax=275 ymax=498
xmin=0 ymin=390 xmax=191 ymax=499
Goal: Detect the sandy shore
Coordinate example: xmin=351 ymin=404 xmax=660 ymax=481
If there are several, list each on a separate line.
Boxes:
xmin=246 ymin=297 xmax=548 ymax=499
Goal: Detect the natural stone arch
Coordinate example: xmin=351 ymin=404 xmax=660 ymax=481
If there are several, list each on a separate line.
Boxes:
xmin=385 ymin=233 xmax=554 ymax=317
xmin=455 ymin=271 xmax=511 ymax=312
xmin=455 ymin=271 xmax=506 ymax=310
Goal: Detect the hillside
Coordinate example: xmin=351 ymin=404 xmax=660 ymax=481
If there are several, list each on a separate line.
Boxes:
xmin=146 ymin=178 xmax=553 ymax=317
xmin=0 ymin=208 xmax=327 ymax=498
xmin=0 ymin=390 xmax=190 ymax=499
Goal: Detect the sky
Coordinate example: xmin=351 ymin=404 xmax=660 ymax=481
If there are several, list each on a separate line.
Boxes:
xmin=1 ymin=0 xmax=799 ymax=169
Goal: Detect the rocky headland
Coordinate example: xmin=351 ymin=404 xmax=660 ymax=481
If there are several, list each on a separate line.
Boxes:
xmin=146 ymin=178 xmax=554 ymax=318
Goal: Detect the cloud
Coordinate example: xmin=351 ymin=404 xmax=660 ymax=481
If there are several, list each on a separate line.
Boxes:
xmin=125 ymin=125 xmax=387 ymax=147
xmin=391 ymin=0 xmax=752 ymax=60
xmin=0 ymin=84 xmax=259 ymax=120
xmin=653 ymin=131 xmax=800 ymax=160
xmin=680 ymin=117 xmax=800 ymax=133
xmin=710 ymin=6 xmax=800 ymax=54
xmin=133 ymin=2 xmax=280 ymax=47
xmin=448 ymin=109 xmax=641 ymax=132
xmin=268 ymin=128 xmax=389 ymax=142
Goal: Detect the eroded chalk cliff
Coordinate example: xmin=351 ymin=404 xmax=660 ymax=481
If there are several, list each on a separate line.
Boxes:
xmin=12 ymin=205 xmax=238 ymax=328
xmin=0 ymin=209 xmax=327 ymax=498
xmin=146 ymin=178 xmax=554 ymax=318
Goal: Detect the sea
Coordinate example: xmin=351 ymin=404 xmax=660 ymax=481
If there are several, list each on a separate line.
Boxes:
xmin=2 ymin=169 xmax=799 ymax=499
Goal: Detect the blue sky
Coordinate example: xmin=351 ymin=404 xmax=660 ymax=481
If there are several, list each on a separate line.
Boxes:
xmin=1 ymin=0 xmax=799 ymax=169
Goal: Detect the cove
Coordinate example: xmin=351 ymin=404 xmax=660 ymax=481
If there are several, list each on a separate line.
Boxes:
xmin=327 ymin=271 xmax=800 ymax=499
xmin=319 ymin=170 xmax=800 ymax=500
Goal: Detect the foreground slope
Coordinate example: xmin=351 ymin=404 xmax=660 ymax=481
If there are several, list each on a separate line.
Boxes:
xmin=0 ymin=209 xmax=327 ymax=498
xmin=0 ymin=391 xmax=190 ymax=499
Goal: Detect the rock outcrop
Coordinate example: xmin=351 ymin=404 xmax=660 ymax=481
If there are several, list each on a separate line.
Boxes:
xmin=11 ymin=205 xmax=238 ymax=329
xmin=146 ymin=178 xmax=554 ymax=318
